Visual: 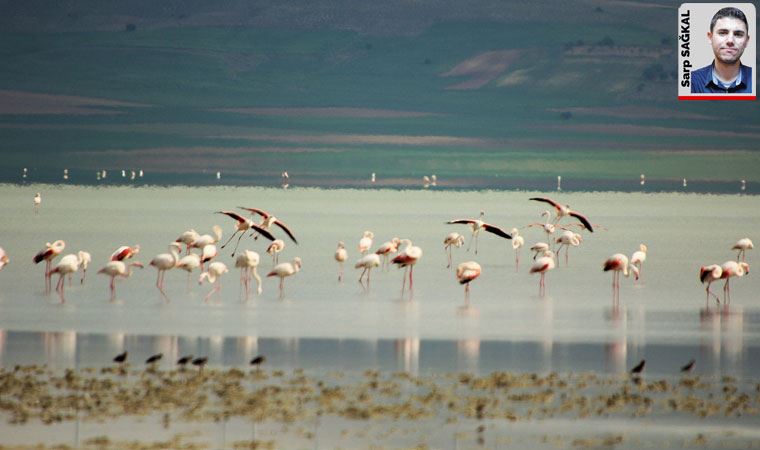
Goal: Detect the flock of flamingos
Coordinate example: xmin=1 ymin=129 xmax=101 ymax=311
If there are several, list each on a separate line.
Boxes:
xmin=0 ymin=195 xmax=752 ymax=306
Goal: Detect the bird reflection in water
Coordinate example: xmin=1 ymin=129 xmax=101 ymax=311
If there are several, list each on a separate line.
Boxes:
xmin=700 ymin=303 xmax=744 ymax=371
xmin=457 ymin=338 xmax=480 ymax=374
xmin=395 ymin=337 xmax=419 ymax=375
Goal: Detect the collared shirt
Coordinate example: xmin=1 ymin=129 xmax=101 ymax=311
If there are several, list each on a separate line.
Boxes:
xmin=691 ymin=62 xmax=753 ymax=93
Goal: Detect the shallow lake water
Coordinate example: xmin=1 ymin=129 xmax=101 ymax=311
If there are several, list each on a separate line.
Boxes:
xmin=0 ymin=185 xmax=758 ymax=448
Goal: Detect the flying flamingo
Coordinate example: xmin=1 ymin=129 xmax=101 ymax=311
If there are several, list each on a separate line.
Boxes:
xmin=530 ymin=242 xmax=550 ymax=260
xmin=447 ymin=211 xmax=512 ymax=254
xmin=98 ymin=261 xmax=144 ymax=301
xmin=630 ymin=244 xmax=648 ymax=281
xmin=50 ymin=253 xmax=86 ymax=303
xmin=732 ymin=238 xmax=753 ymax=261
xmin=235 ymin=250 xmax=262 ymax=297
xmin=391 ymin=239 xmax=423 ymax=295
xmin=375 ymin=237 xmax=400 ymax=270
xmin=529 ymin=197 xmax=594 ymax=232
xmin=216 ymin=211 xmax=276 ymax=257
xmin=267 ymin=257 xmax=302 ymax=298
xmin=149 ymin=242 xmax=182 ymax=295
xmin=0 ymin=247 xmax=8 ymax=271
xmin=554 ymin=230 xmax=582 ymax=266
xmin=530 ymin=250 xmax=556 ymax=296
xmin=355 ymin=253 xmax=381 ymax=289
xmin=443 ymin=232 xmax=465 ymax=269
xmin=199 ymin=261 xmax=229 ymax=302
xmin=335 ymin=241 xmax=347 ymax=282
xmin=189 ymin=225 xmax=223 ymax=250
xmin=238 ymin=207 xmax=298 ymax=244
xmin=719 ymin=260 xmax=749 ymax=303
xmin=511 ymin=228 xmax=524 ymax=271
xmin=603 ymin=254 xmax=639 ymax=301
xmin=175 ymin=229 xmax=200 ymax=254
xmin=33 ymin=240 xmax=66 ymax=294
xmin=456 ymin=261 xmax=481 ymax=306
xmin=699 ymin=264 xmax=723 ymax=304
xmin=110 ymin=244 xmax=140 ymax=262
xmin=358 ymin=231 xmax=374 ymax=255
xmin=267 ymin=239 xmax=285 ymax=265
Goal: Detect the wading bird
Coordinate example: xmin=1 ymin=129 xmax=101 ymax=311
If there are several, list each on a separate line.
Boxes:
xmin=77 ymin=251 xmax=92 ymax=284
xmin=267 ymin=257 xmax=302 ymax=298
xmin=199 ymin=261 xmax=229 ymax=302
xmin=456 ymin=261 xmax=481 ymax=306
xmin=239 ymin=207 xmax=298 ymax=244
xmin=110 ymin=244 xmax=140 ymax=262
xmin=0 ymin=247 xmax=8 ymax=271
xmin=554 ymin=230 xmax=582 ymax=267
xmin=335 ymin=241 xmax=347 ymax=282
xmin=358 ymin=231 xmax=374 ymax=255
xmin=529 ymin=197 xmax=594 ymax=232
xmin=530 ymin=250 xmax=556 ymax=296
xmin=355 ymin=253 xmax=381 ymax=289
xmin=732 ymin=238 xmax=753 ymax=262
xmin=189 ymin=225 xmax=223 ymax=251
xmin=235 ymin=250 xmax=262 ymax=297
xmin=392 ymin=239 xmax=423 ymax=295
xmin=175 ymin=229 xmax=200 ymax=254
xmin=447 ymin=211 xmax=512 ymax=254
xmin=50 ymin=253 xmax=86 ymax=303
xmin=217 ymin=211 xmax=276 ymax=257
xmin=527 ymin=210 xmax=556 ymax=242
xmin=603 ymin=254 xmax=639 ymax=300
xmin=267 ymin=239 xmax=285 ymax=265
xmin=33 ymin=193 xmax=41 ymax=213
xmin=530 ymin=242 xmax=550 ymax=260
xmin=33 ymin=240 xmax=65 ymax=294
xmin=375 ymin=237 xmax=400 ymax=270
xmin=98 ymin=261 xmax=144 ymax=301
xmin=630 ymin=244 xmax=648 ymax=281
xmin=150 ymin=242 xmax=182 ymax=295
xmin=511 ymin=228 xmax=524 ymax=271
xmin=699 ymin=264 xmax=723 ymax=304
xmin=719 ymin=260 xmax=749 ymax=303
xmin=443 ymin=232 xmax=465 ymax=269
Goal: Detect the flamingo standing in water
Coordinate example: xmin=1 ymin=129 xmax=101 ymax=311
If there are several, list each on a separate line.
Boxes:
xmin=33 ymin=193 xmax=41 ymax=213
xmin=334 ymin=241 xmax=347 ymax=282
xmin=200 ymin=244 xmax=218 ymax=271
xmin=699 ymin=264 xmax=723 ymax=304
xmin=235 ymin=250 xmax=262 ymax=297
xmin=0 ymin=247 xmax=8 ymax=271
xmin=355 ymin=253 xmax=381 ymax=289
xmin=150 ymin=243 xmax=182 ymax=295
xmin=511 ymin=228 xmax=524 ymax=271
xmin=217 ymin=211 xmax=275 ymax=257
xmin=527 ymin=211 xmax=557 ymax=243
xmin=530 ymin=242 xmax=550 ymax=260
xmin=719 ymin=260 xmax=749 ymax=303
xmin=110 ymin=244 xmax=140 ymax=262
xmin=603 ymin=254 xmax=639 ymax=301
xmin=239 ymin=207 xmax=299 ymax=244
xmin=554 ymin=230 xmax=582 ymax=267
xmin=33 ymin=240 xmax=65 ymax=293
xmin=529 ymin=197 xmax=594 ymax=232
xmin=267 ymin=257 xmax=302 ymax=298
xmin=199 ymin=261 xmax=229 ymax=302
xmin=175 ymin=229 xmax=200 ymax=254
xmin=358 ymin=231 xmax=374 ymax=255
xmin=189 ymin=225 xmax=222 ymax=251
xmin=456 ymin=261 xmax=481 ymax=306
xmin=732 ymin=238 xmax=753 ymax=262
xmin=630 ymin=244 xmax=647 ymax=281
xmin=392 ymin=239 xmax=423 ymax=295
xmin=267 ymin=239 xmax=285 ymax=265
xmin=77 ymin=251 xmax=92 ymax=284
xmin=447 ymin=211 xmax=512 ymax=254
xmin=375 ymin=237 xmax=400 ymax=270
xmin=50 ymin=253 xmax=86 ymax=303
xmin=530 ymin=250 xmax=556 ymax=296
xmin=176 ymin=253 xmax=201 ymax=288
xmin=98 ymin=261 xmax=144 ymax=301
xmin=443 ymin=232 xmax=465 ymax=269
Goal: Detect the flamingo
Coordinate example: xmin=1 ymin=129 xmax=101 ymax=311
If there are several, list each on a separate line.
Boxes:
xmin=530 ymin=242 xmax=550 ymax=260
xmin=199 ymin=261 xmax=229 ymax=302
xmin=110 ymin=244 xmax=140 ymax=262
xmin=511 ymin=228 xmax=524 ymax=271
xmin=98 ymin=261 xmax=144 ymax=301
xmin=267 ymin=257 xmax=302 ymax=298
xmin=732 ymin=238 xmax=753 ymax=261
xmin=235 ymin=250 xmax=262 ymax=297
xmin=149 ymin=242 xmax=182 ymax=294
xmin=176 ymin=253 xmax=201 ymax=288
xmin=355 ymin=253 xmax=381 ymax=288
xmin=0 ymin=247 xmax=8 ymax=271
xmin=602 ymin=254 xmax=639 ymax=300
xmin=529 ymin=197 xmax=594 ymax=232
xmin=391 ymin=239 xmax=423 ymax=294
xmin=189 ymin=225 xmax=223 ymax=250
xmin=699 ymin=264 xmax=723 ymax=304
xmin=456 ymin=261 xmax=481 ymax=306
xmin=335 ymin=241 xmax=347 ymax=282
xmin=50 ymin=253 xmax=85 ymax=303
xmin=375 ymin=237 xmax=400 ymax=270
xmin=443 ymin=232 xmax=465 ymax=269
xmin=527 ymin=210 xmax=557 ymax=243
xmin=554 ymin=230 xmax=582 ymax=266
xmin=630 ymin=244 xmax=648 ymax=280
xmin=446 ymin=211 xmax=512 ymax=254
xmin=267 ymin=239 xmax=285 ymax=265
xmin=530 ymin=250 xmax=556 ymax=296
xmin=238 ymin=207 xmax=298 ymax=244
xmin=77 ymin=251 xmax=92 ymax=284
xmin=175 ymin=229 xmax=200 ymax=254
xmin=216 ymin=211 xmax=276 ymax=257
xmin=33 ymin=193 xmax=41 ymax=213
xmin=200 ymin=244 xmax=218 ymax=270
xmin=719 ymin=260 xmax=749 ymax=303
xmin=33 ymin=240 xmax=65 ymax=294
xmin=358 ymin=231 xmax=374 ymax=254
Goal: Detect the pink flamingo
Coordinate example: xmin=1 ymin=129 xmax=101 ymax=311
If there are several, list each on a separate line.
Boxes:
xmin=199 ymin=261 xmax=229 ymax=302
xmin=217 ymin=211 xmax=276 ymax=257
xmin=238 ymin=207 xmax=299 ymax=244
xmin=511 ymin=228 xmax=524 ymax=272
xmin=0 ymin=247 xmax=8 ymax=271
xmin=447 ymin=211 xmax=512 ymax=254
xmin=456 ymin=261 xmax=481 ymax=306
xmin=175 ymin=229 xmax=200 ymax=254
xmin=529 ymin=197 xmax=594 ymax=232
xmin=699 ymin=264 xmax=723 ymax=305
xmin=98 ymin=261 xmax=144 ymax=301
xmin=267 ymin=239 xmax=285 ymax=265
xmin=443 ymin=232 xmax=465 ymax=269
xmin=235 ymin=250 xmax=262 ymax=297
xmin=110 ymin=244 xmax=140 ymax=262
xmin=335 ymin=241 xmax=347 ymax=282
xmin=358 ymin=231 xmax=374 ymax=254
xmin=732 ymin=238 xmax=753 ymax=262
xmin=554 ymin=230 xmax=582 ymax=266
xmin=267 ymin=257 xmax=302 ymax=298
xmin=375 ymin=237 xmax=400 ymax=270
xmin=603 ymin=254 xmax=639 ymax=301
xmin=149 ymin=242 xmax=182 ymax=296
xmin=355 ymin=253 xmax=381 ymax=289
xmin=391 ymin=239 xmax=423 ymax=295
xmin=189 ymin=226 xmax=222 ymax=251
xmin=33 ymin=240 xmax=65 ymax=294
xmin=50 ymin=253 xmax=85 ymax=303
xmin=719 ymin=260 xmax=749 ymax=303
xmin=530 ymin=250 xmax=556 ymax=296
xmin=630 ymin=244 xmax=647 ymax=281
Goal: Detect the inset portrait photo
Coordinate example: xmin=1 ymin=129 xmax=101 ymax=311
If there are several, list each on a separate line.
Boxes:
xmin=678 ymin=3 xmax=756 ymax=100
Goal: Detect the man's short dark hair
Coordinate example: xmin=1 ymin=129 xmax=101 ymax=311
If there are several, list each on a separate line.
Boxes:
xmin=710 ymin=7 xmax=749 ymax=32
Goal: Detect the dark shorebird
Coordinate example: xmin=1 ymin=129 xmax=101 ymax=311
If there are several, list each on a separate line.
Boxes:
xmin=250 ymin=355 xmax=266 ymax=370
xmin=113 ymin=351 xmax=128 ymax=364
xmin=145 ymin=353 xmax=163 ymax=365
xmin=630 ymin=359 xmax=646 ymax=374
xmin=192 ymin=357 xmax=208 ymax=373
xmin=177 ymin=355 xmax=193 ymax=366
xmin=680 ymin=358 xmax=696 ymax=373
